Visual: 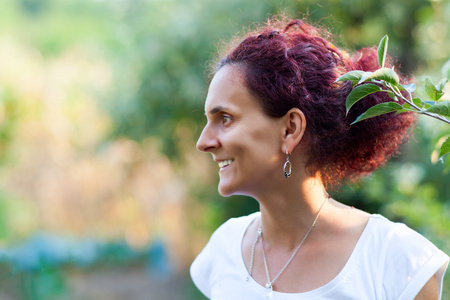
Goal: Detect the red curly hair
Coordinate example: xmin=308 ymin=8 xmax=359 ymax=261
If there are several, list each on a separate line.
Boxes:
xmin=216 ymin=18 xmax=415 ymax=186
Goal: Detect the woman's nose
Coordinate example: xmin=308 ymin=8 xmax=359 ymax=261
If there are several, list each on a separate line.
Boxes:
xmin=196 ymin=125 xmax=219 ymax=152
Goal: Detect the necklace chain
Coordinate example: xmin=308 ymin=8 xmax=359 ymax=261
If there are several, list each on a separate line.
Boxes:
xmin=247 ymin=194 xmax=329 ymax=292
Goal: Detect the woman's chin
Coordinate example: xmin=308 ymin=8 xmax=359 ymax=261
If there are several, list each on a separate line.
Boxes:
xmin=218 ymin=181 xmax=251 ymax=197
xmin=218 ymin=181 xmax=238 ymax=197
xmin=218 ymin=185 xmax=233 ymax=197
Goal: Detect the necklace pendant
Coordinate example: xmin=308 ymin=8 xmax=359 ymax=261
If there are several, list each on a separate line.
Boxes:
xmin=264 ymin=282 xmax=273 ymax=299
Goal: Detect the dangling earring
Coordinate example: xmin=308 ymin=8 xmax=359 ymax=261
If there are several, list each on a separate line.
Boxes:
xmin=284 ymin=150 xmax=292 ymax=178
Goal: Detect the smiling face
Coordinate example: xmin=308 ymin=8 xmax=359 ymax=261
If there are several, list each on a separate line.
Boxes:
xmin=196 ymin=65 xmax=285 ymax=197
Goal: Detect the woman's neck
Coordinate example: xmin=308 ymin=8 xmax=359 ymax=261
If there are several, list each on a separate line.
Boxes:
xmin=256 ymin=175 xmax=329 ymax=251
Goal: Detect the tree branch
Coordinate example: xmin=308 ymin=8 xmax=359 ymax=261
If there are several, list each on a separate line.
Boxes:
xmin=372 ymin=80 xmax=450 ymax=125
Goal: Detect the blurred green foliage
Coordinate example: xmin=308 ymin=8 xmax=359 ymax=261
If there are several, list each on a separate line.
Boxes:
xmin=0 ymin=0 xmax=449 ymax=298
xmin=0 ymin=89 xmax=21 ymax=166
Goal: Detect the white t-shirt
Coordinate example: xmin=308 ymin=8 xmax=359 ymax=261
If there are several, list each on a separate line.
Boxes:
xmin=191 ymin=213 xmax=449 ymax=299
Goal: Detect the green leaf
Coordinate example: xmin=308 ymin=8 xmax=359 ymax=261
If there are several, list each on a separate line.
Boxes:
xmin=346 ymin=84 xmax=382 ymax=114
xmin=425 ymin=78 xmax=445 ymax=101
xmin=388 ymin=91 xmax=397 ymax=101
xmin=424 ymin=101 xmax=434 ymax=108
xmin=424 ymin=101 xmax=450 ymax=117
xmin=412 ymin=97 xmax=423 ymax=109
xmin=425 ymin=78 xmax=437 ymax=101
xmin=436 ymin=78 xmax=448 ymax=92
xmin=335 ymin=70 xmax=365 ymax=82
xmin=377 ymin=35 xmax=389 ymax=68
xmin=402 ymin=102 xmax=413 ymax=110
xmin=351 ymin=102 xmax=402 ymax=124
xmin=400 ymin=83 xmax=416 ymax=93
xmin=394 ymin=109 xmax=410 ymax=115
xmin=365 ymin=67 xmax=400 ymax=86
xmin=335 ymin=70 xmax=365 ymax=87
xmin=439 ymin=136 xmax=450 ymax=159
xmin=357 ymin=71 xmax=374 ymax=84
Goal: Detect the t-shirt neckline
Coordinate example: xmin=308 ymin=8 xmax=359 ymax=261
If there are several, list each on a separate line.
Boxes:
xmin=237 ymin=212 xmax=376 ymax=299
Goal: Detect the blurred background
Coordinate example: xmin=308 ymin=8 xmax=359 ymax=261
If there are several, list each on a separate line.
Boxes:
xmin=0 ymin=0 xmax=449 ymax=299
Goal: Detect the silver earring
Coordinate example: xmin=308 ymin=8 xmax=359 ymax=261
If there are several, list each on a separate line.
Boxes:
xmin=284 ymin=150 xmax=292 ymax=178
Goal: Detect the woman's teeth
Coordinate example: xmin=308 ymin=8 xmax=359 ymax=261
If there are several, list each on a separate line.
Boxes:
xmin=218 ymin=159 xmax=234 ymax=168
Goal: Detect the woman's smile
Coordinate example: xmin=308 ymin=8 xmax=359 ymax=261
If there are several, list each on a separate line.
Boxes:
xmin=218 ymin=159 xmax=234 ymax=169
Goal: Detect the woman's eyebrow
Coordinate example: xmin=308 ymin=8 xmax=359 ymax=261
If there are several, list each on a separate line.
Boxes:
xmin=206 ymin=106 xmax=227 ymax=116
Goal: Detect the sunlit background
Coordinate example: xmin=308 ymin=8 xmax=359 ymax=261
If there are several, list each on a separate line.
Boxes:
xmin=0 ymin=0 xmax=449 ymax=299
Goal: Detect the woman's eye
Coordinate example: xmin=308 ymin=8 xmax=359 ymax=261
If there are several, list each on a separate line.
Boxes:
xmin=222 ymin=115 xmax=232 ymax=125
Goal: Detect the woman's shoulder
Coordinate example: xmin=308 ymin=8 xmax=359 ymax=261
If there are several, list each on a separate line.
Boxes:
xmin=367 ymin=214 xmax=437 ymax=244
xmin=210 ymin=212 xmax=260 ymax=242
xmin=365 ymin=214 xmax=441 ymax=254
xmin=352 ymin=213 xmax=449 ymax=281
xmin=367 ymin=214 xmax=408 ymax=234
xmin=366 ymin=214 xmax=449 ymax=299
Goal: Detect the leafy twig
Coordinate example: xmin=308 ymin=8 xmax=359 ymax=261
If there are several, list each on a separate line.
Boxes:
xmin=335 ymin=34 xmax=450 ymax=159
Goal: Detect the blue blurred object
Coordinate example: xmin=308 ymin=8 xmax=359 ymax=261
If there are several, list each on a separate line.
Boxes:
xmin=0 ymin=232 xmax=173 ymax=274
xmin=3 ymin=232 xmax=99 ymax=271
xmin=146 ymin=237 xmax=172 ymax=278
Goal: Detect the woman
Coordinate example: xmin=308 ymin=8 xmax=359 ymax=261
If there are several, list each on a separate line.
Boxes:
xmin=190 ymin=17 xmax=449 ymax=299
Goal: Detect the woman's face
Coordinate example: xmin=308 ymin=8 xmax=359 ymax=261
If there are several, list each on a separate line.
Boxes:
xmin=197 ymin=65 xmax=285 ymax=197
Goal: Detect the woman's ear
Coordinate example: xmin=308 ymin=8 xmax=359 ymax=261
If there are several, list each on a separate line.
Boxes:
xmin=281 ymin=107 xmax=306 ymax=153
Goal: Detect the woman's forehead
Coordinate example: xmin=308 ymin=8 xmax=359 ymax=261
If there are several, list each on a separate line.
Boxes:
xmin=204 ymin=66 xmax=247 ymax=112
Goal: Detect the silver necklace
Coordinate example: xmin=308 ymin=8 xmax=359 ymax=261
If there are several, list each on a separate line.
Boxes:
xmin=246 ymin=195 xmax=329 ymax=298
